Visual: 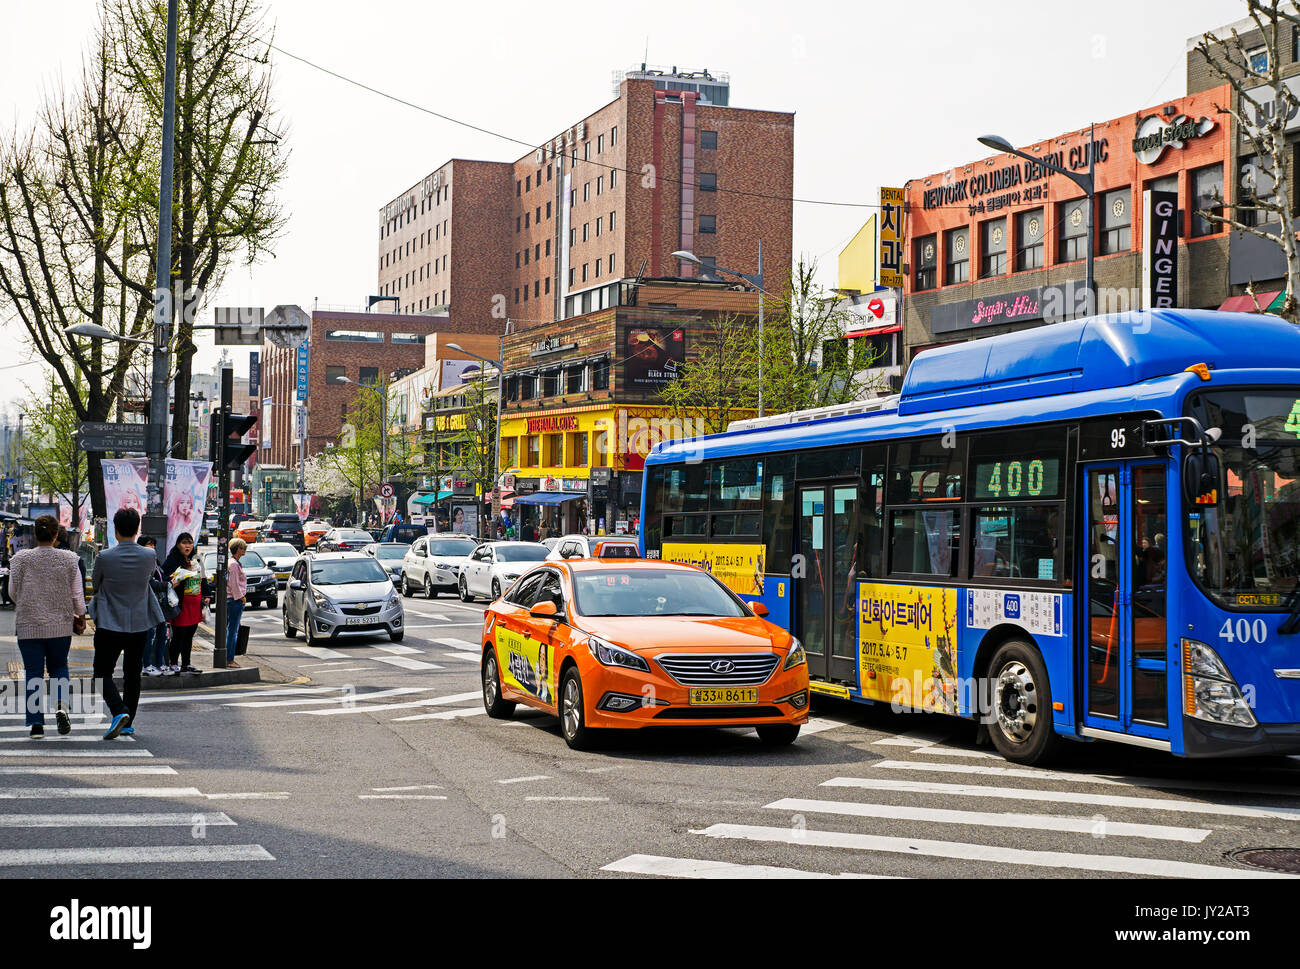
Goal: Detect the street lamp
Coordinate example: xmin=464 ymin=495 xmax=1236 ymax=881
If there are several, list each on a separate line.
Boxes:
xmin=447 ymin=342 xmax=503 ymax=535
xmin=978 ymin=130 xmax=1096 ymax=318
xmin=672 ymin=245 xmax=768 ymax=418
xmin=338 ymin=376 xmax=388 ymax=520
xmin=64 ymin=323 xmax=153 ymax=346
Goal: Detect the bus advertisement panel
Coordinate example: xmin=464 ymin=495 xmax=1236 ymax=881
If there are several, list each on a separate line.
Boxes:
xmin=662 ymin=541 xmax=765 ymax=597
xmin=859 ymin=583 xmax=959 ymax=713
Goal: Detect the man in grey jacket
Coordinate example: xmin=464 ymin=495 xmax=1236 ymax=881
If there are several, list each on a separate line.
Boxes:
xmin=91 ymin=508 xmax=165 ymax=740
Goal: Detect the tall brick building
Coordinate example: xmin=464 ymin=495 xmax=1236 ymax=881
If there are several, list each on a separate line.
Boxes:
xmin=376 ymin=69 xmax=794 ymax=328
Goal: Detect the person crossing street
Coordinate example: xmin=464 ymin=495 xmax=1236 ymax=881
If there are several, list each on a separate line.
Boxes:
xmin=225 ymin=538 xmax=248 ymax=669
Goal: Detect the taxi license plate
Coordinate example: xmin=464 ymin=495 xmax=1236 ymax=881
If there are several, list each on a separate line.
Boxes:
xmin=344 ymin=617 xmax=374 ymax=626
xmin=689 ymin=687 xmax=758 ymax=706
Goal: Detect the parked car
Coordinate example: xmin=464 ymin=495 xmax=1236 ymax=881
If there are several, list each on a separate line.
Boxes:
xmin=303 ymin=520 xmax=331 ymax=547
xmin=379 ymin=522 xmax=431 ymax=545
xmin=545 ymin=535 xmax=640 ymax=561
xmin=400 ymin=534 xmax=478 ymax=598
xmin=262 ymin=513 xmax=305 ymax=550
xmin=479 ymin=559 xmax=808 ymax=749
xmin=201 ymin=550 xmax=278 ymax=610
xmin=457 ymin=541 xmax=550 ymax=602
xmin=315 ymin=527 xmax=376 ymax=552
xmin=282 ymin=552 xmax=404 ymax=645
xmin=363 ymin=542 xmax=410 ymax=585
xmin=246 ymin=542 xmax=299 ymax=588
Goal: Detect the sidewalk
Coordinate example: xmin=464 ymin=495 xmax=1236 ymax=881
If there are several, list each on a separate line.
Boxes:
xmin=0 ymin=606 xmax=259 ymax=689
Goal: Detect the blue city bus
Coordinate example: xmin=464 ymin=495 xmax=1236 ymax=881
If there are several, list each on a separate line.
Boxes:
xmin=640 ymin=309 xmax=1300 ymax=764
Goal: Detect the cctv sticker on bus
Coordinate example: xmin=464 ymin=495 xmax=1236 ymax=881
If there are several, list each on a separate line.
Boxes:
xmin=858 ymin=583 xmax=959 ymax=713
xmin=496 ymin=626 xmax=555 ymax=706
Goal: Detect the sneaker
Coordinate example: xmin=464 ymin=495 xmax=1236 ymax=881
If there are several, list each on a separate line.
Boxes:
xmin=56 ymin=708 xmax=71 ymax=736
xmin=29 ymin=724 xmax=43 ymax=739
xmin=181 ymin=665 xmax=201 ymax=674
xmin=143 ymin=665 xmax=161 ymax=677
xmin=102 ymin=712 xmax=131 ymax=741
xmin=120 ymin=726 xmax=134 ymax=736
xmin=163 ymin=665 xmax=180 ymax=676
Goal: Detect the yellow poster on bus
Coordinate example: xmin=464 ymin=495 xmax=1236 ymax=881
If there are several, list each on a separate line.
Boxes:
xmin=662 ymin=542 xmax=765 ymax=596
xmin=858 ymin=583 xmax=958 ymax=712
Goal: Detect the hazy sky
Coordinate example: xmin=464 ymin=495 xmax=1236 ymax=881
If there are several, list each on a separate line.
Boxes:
xmin=0 ymin=0 xmax=1246 ymax=406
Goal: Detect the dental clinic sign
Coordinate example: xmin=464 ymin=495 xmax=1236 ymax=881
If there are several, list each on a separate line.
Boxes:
xmin=1142 ymin=190 xmax=1179 ymax=309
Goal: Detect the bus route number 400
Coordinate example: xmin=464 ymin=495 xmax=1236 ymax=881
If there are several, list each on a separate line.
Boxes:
xmin=1220 ymin=618 xmax=1268 ymax=644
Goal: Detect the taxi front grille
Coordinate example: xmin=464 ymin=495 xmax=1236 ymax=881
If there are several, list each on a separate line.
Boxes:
xmin=655 ymin=653 xmax=779 ymax=686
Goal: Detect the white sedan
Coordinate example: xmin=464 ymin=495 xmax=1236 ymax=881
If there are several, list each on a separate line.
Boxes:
xmin=457 ymin=541 xmax=550 ymax=602
xmin=401 ymin=534 xmax=479 ymax=598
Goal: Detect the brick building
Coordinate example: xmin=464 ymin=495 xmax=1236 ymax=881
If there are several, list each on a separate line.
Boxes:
xmin=901 ymin=85 xmax=1233 ymax=359
xmin=376 ymin=70 xmax=794 ymax=329
xmin=256 ymin=309 xmax=502 ymax=470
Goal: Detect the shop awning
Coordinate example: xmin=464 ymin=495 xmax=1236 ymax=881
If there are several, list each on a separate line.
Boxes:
xmin=411 ymin=490 xmax=453 ymax=505
xmin=1218 ymin=291 xmax=1281 ymax=313
xmin=511 ymin=491 xmax=586 ymax=506
xmin=845 ymin=323 xmax=902 ymax=338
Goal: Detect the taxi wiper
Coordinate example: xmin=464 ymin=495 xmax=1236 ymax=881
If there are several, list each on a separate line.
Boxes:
xmin=1279 ymin=587 xmax=1300 ymax=635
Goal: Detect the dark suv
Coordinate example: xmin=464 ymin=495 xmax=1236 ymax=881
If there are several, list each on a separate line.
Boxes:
xmin=262 ymin=513 xmax=305 ymax=550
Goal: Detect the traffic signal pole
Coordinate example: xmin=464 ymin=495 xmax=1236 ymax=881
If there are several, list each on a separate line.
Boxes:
xmin=213 ymin=368 xmax=232 ymax=669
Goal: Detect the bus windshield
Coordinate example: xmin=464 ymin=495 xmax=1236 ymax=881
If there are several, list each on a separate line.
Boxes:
xmin=1187 ymin=390 xmax=1300 ymax=607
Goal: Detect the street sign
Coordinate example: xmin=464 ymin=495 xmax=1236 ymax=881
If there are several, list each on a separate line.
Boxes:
xmin=213 ymin=307 xmax=265 ymax=346
xmin=266 ymin=305 xmax=311 ymax=350
xmin=379 ymin=483 xmax=394 ymax=498
xmin=295 ymin=341 xmax=310 ymax=402
xmin=76 ymin=421 xmax=148 ymax=452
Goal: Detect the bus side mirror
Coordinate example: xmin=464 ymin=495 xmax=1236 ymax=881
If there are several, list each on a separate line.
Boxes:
xmin=1184 ymin=450 xmax=1221 ymax=507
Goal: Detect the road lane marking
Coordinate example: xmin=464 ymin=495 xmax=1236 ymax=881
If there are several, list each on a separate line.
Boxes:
xmin=497 ymin=775 xmax=552 ymax=785
xmin=439 ymin=652 xmax=479 ymax=662
xmin=203 ymin=792 xmax=291 ymax=800
xmin=391 ymin=706 xmax=485 ymax=722
xmin=0 ymin=813 xmax=234 ymax=828
xmin=0 ymin=750 xmax=153 ymax=758
xmin=872 ymin=731 xmax=948 ymax=747
xmin=691 ymin=824 xmax=1294 ymax=879
xmin=0 ymin=735 xmax=133 ymax=743
xmin=293 ymin=645 xmax=350 ymax=660
xmin=357 ymin=794 xmax=447 ymax=800
xmin=405 ymin=622 xmax=482 ymax=629
xmin=525 ymin=796 xmax=609 ymax=802
xmin=0 ymin=766 xmax=176 ymax=776
xmin=433 ymin=638 xmax=480 ymax=651
xmin=871 ymin=760 xmax=1300 ymax=797
xmin=372 ymin=784 xmax=443 ymax=791
xmin=0 ymin=787 xmax=202 ymax=798
xmin=821 ymin=777 xmax=1300 ymax=820
xmin=372 ymin=644 xmax=422 ymax=655
xmin=601 ymin=854 xmax=897 ymax=879
xmin=800 ymin=717 xmax=862 ymax=737
xmin=138 ymin=686 xmax=345 ymax=705
xmin=908 ymin=746 xmax=1001 ymax=759
xmin=369 ymin=655 xmax=444 ymax=671
xmin=225 ymin=687 xmax=428 ymax=708
xmin=301 ymin=667 xmax=372 ymax=674
xmin=0 ymin=845 xmax=274 ymax=865
xmin=765 ymin=797 xmax=1212 ymax=842
xmin=298 ymin=691 xmax=481 ymax=717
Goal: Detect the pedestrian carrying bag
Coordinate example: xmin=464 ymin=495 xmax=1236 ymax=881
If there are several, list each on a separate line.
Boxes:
xmin=236 ymin=624 xmax=249 ymax=657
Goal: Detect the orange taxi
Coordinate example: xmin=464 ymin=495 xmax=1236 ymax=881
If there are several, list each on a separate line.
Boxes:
xmin=303 ymin=520 xmax=331 ymax=547
xmin=232 ymin=519 xmax=263 ymax=543
xmin=480 ymin=559 xmax=809 ymax=749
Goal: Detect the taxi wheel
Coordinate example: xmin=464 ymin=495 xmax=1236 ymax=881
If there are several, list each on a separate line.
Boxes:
xmin=283 ymin=608 xmax=297 ymax=639
xmin=756 ymin=724 xmax=801 ymax=746
xmin=987 ymin=640 xmax=1059 ymax=766
xmin=482 ymin=648 xmax=516 ymax=719
xmin=560 ymin=667 xmax=597 ymax=751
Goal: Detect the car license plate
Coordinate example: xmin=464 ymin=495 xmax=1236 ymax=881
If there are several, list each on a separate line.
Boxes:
xmin=688 ymin=687 xmax=758 ymax=706
xmin=344 ymin=617 xmax=373 ymax=626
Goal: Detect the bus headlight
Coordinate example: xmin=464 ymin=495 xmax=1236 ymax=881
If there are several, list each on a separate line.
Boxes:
xmin=1181 ymin=639 xmax=1257 ymax=728
xmin=783 ymin=637 xmax=807 ymax=670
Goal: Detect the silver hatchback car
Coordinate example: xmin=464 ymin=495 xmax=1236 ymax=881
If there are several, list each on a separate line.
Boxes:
xmin=282 ymin=552 xmax=405 ymax=645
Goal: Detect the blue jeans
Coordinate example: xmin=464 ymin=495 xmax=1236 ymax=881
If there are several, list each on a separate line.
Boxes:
xmin=143 ymin=623 xmax=169 ymax=668
xmin=17 ymin=637 xmax=71 ymax=727
xmin=225 ymin=599 xmax=245 ymax=661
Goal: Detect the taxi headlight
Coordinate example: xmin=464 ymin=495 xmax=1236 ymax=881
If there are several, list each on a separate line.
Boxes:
xmin=588 ymin=636 xmax=650 ymax=673
xmin=783 ymin=637 xmax=807 ymax=670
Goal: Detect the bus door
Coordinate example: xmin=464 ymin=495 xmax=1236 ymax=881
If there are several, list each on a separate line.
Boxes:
xmin=797 ymin=483 xmax=860 ymax=683
xmin=1080 ymin=462 xmax=1169 ymax=742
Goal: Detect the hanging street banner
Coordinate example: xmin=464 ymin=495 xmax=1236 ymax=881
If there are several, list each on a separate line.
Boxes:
xmin=249 ymin=352 xmax=261 ymax=397
xmin=164 ymin=459 xmax=214 ymax=554
xmin=101 ymin=458 xmax=149 ymax=548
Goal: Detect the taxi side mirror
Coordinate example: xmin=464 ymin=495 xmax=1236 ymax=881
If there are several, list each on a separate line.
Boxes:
xmin=750 ymin=601 xmax=770 ymax=618
xmin=530 ymin=600 xmax=560 ymax=620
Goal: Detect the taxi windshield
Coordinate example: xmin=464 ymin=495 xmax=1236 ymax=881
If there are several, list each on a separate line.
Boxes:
xmin=573 ymin=569 xmax=747 ymax=617
xmin=1187 ymin=390 xmax=1300 ymax=607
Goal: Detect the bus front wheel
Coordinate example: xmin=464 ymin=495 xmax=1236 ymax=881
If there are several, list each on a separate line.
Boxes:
xmin=987 ymin=640 xmax=1058 ymax=766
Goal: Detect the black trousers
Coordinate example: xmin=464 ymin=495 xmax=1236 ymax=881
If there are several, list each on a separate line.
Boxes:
xmin=93 ymin=628 xmax=146 ymax=719
xmin=169 ymin=623 xmax=197 ymax=667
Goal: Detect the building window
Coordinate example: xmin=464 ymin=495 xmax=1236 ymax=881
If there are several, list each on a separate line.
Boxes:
xmin=609 ymin=251 xmax=615 ymax=273
xmin=596 ymin=257 xmax=602 ymax=277
xmin=597 ymin=176 xmax=604 ymax=195
xmin=534 ymin=280 xmax=540 ymax=298
xmin=325 ymin=329 xmax=382 ymax=342
xmin=569 ymin=268 xmax=575 ymax=287
xmin=542 ymin=371 xmax=559 ymax=397
xmin=582 ymin=263 xmax=588 ymax=282
xmin=505 ymin=438 xmax=519 ymax=468
xmin=546 ymin=201 xmax=551 ymax=219
xmin=570 ymin=189 xmax=576 ymax=206
xmin=609 ymin=211 xmax=616 ymax=232
xmin=584 ymin=142 xmax=591 ymax=161
xmin=516 ymin=252 xmax=521 ymax=268
xmin=535 ymin=243 xmax=541 ymax=260
xmin=544 ymin=277 xmax=550 ymax=294
xmin=611 ymin=125 xmax=618 ymax=146
xmin=914 ymin=234 xmax=937 ymax=290
xmin=525 ymin=175 xmax=531 ymax=192
xmin=570 ymin=228 xmax=576 ymax=247
xmin=525 ymin=435 xmax=540 ymax=467
xmin=570 ymin=432 xmax=589 ymax=467
xmin=597 ymin=134 xmax=604 ymax=153
xmin=545 ymin=239 xmax=551 ymax=256
xmin=699 ymin=172 xmax=716 ymax=192
xmin=582 ymin=223 xmax=590 ymax=242
xmin=523 ymin=286 xmax=528 ymax=302
xmin=610 ymin=169 xmax=616 ymax=189
xmin=524 ymin=212 xmax=530 ymax=228
xmin=592 ymin=358 xmax=610 ymax=390
xmin=1058 ymin=198 xmax=1088 ymax=261
xmin=566 ymin=366 xmax=584 ymax=394
xmin=596 ymin=217 xmax=602 ymax=237
xmin=391 ymin=333 xmax=426 ymax=344
xmin=514 ymin=287 xmax=520 ymax=304
xmin=1192 ymin=163 xmax=1225 ymax=237
xmin=945 ymin=227 xmax=968 ymax=284
xmin=700 ymin=129 xmax=717 ymax=150
xmin=359 ymin=366 xmax=379 ymax=386
xmin=325 ymin=366 xmax=346 ymax=386
xmin=1248 ymin=45 xmax=1269 ymax=73
xmin=980 ymin=218 xmax=1007 ymax=277
xmin=1100 ymin=188 xmax=1131 ymax=254
xmin=547 ymin=164 xmax=552 ymax=181
xmin=700 ymin=214 xmax=717 ymax=234
xmin=1015 ymin=208 xmax=1044 ymax=271
xmin=516 ymin=180 xmax=521 ymax=197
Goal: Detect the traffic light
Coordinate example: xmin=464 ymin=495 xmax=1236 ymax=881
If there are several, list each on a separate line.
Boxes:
xmin=221 ymin=412 xmax=258 ymax=470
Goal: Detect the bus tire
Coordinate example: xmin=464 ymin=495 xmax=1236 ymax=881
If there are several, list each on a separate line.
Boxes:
xmin=986 ymin=640 xmax=1059 ymax=766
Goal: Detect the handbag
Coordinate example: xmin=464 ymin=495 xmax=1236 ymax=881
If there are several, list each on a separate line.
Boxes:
xmin=236 ymin=624 xmax=250 ymax=657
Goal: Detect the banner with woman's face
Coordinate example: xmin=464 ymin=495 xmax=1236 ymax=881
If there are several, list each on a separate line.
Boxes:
xmin=164 ymin=459 xmax=213 ymax=553
xmin=101 ymin=458 xmax=149 ymax=548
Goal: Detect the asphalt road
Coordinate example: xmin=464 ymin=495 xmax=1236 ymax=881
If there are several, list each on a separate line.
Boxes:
xmin=3 ymin=588 xmax=1300 ymax=880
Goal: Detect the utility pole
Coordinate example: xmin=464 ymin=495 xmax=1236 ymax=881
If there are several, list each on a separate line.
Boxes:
xmin=144 ymin=0 xmax=179 ymax=541
xmin=210 ymin=367 xmax=257 ymax=668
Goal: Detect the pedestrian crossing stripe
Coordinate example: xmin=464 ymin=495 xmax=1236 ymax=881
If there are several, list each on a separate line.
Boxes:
xmin=0 ymin=844 xmax=274 ymax=865
xmin=601 ymin=854 xmax=897 ymax=879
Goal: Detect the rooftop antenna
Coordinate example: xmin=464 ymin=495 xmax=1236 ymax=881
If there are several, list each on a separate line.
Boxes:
xmin=643 ymin=35 xmax=649 ymax=70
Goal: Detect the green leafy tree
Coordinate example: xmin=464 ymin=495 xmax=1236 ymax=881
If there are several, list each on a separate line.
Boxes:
xmin=452 ymin=375 xmax=497 ymax=536
xmin=22 ymin=376 xmax=90 ymax=524
xmin=659 ymin=314 xmax=759 ymax=435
